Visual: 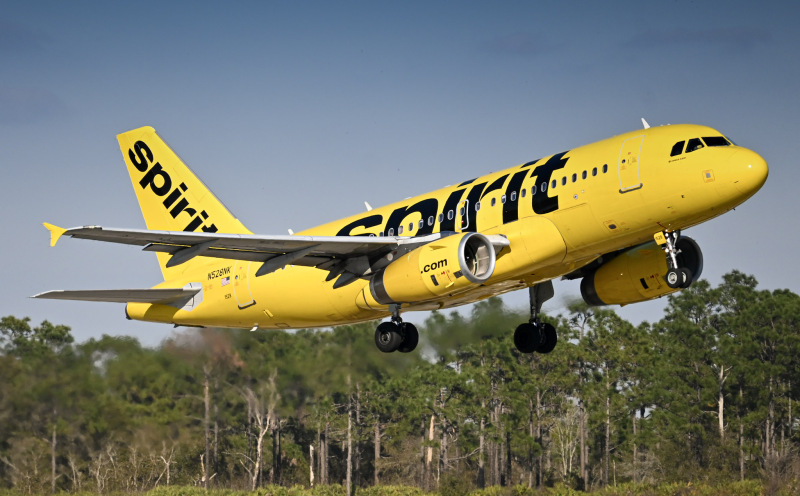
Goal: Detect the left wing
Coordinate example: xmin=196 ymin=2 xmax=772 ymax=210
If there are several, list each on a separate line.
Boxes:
xmin=44 ymin=224 xmax=452 ymax=288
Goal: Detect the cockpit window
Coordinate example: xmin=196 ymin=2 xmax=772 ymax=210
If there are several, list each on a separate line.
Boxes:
xmin=670 ymin=141 xmax=685 ymax=156
xmin=686 ymin=138 xmax=704 ymax=153
xmin=702 ymin=136 xmax=731 ymax=147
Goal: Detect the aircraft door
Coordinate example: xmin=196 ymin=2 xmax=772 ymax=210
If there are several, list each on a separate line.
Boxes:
xmin=455 ymin=200 xmax=469 ymax=232
xmin=618 ymin=135 xmax=644 ymax=192
xmin=233 ymin=261 xmax=256 ymax=309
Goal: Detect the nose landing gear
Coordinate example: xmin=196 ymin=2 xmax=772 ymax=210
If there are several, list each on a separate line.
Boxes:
xmin=658 ymin=230 xmax=694 ymax=289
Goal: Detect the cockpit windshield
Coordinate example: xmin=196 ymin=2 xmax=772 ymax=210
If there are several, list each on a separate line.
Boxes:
xmin=670 ymin=136 xmax=732 ymax=157
xmin=702 ymin=136 xmax=731 ymax=147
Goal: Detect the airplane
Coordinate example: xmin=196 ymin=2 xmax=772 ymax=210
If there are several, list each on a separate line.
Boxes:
xmin=34 ymin=122 xmax=768 ymax=354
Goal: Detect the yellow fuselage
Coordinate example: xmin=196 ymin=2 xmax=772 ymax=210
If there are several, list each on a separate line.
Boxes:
xmin=127 ymin=124 xmax=768 ymax=328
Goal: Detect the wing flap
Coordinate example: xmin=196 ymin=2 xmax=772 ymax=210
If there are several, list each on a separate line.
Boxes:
xmin=32 ymin=288 xmax=199 ymax=304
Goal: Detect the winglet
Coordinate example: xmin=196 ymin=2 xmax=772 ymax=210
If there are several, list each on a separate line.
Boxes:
xmin=43 ymin=223 xmax=67 ymax=247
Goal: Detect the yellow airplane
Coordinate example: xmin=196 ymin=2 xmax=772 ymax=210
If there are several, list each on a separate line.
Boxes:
xmin=35 ymin=122 xmax=768 ymax=354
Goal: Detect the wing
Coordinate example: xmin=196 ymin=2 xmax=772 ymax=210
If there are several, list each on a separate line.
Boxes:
xmin=44 ymin=224 xmax=449 ymax=288
xmin=32 ymin=288 xmax=199 ymax=305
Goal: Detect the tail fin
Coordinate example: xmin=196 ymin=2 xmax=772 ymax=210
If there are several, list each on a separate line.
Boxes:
xmin=117 ymin=126 xmax=251 ymax=278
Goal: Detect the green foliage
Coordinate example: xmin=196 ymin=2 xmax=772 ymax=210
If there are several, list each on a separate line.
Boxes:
xmin=2 ymin=273 xmax=800 ymax=494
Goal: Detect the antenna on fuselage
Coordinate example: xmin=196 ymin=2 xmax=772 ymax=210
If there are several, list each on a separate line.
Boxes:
xmin=641 ymin=118 xmax=650 ymax=129
xmin=364 ymin=201 xmax=373 ymax=211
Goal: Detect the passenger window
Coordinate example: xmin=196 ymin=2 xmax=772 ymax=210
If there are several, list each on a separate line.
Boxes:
xmin=551 ymin=179 xmax=557 ymax=189
xmin=521 ymin=189 xmax=526 ymax=198
xmin=447 ymin=210 xmax=454 ymax=220
xmin=438 ymin=213 xmax=444 ymax=223
xmin=398 ymin=225 xmax=403 ymax=235
xmin=572 ymin=173 xmax=577 ymax=183
xmin=686 ymin=138 xmax=704 ymax=153
xmin=541 ymin=182 xmax=547 ymax=192
xmin=501 ymin=194 xmax=506 ymax=204
xmin=670 ymin=141 xmax=685 ymax=156
xmin=592 ymin=167 xmax=597 ymax=176
xmin=602 ymin=164 xmax=608 ymax=173
xmin=510 ymin=191 xmax=517 ymax=202
xmin=475 ymin=202 xmax=481 ymax=211
xmin=491 ymin=198 xmax=496 ymax=207
xmin=418 ymin=220 xmax=424 ymax=229
xmin=582 ymin=170 xmax=587 ymax=180
xmin=702 ymin=136 xmax=731 ymax=147
xmin=388 ymin=228 xmax=394 ymax=236
xmin=561 ymin=177 xmax=567 ymax=186
xmin=428 ymin=216 xmax=434 ymax=226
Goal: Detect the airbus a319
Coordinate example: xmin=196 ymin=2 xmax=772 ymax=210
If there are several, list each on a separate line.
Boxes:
xmin=35 ymin=122 xmax=768 ymax=354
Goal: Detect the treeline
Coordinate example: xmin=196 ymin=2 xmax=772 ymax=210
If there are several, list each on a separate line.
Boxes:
xmin=1 ymin=270 xmax=799 ymax=495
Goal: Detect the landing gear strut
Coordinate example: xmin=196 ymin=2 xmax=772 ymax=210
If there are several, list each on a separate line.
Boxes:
xmin=375 ymin=304 xmax=419 ymax=353
xmin=660 ymin=230 xmax=693 ymax=289
xmin=513 ymin=282 xmax=558 ymax=354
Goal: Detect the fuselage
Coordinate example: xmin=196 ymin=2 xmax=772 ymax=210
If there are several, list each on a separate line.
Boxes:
xmin=127 ymin=124 xmax=768 ymax=329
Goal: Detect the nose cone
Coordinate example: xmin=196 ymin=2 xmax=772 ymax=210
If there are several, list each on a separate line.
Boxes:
xmin=732 ymin=148 xmax=769 ymax=198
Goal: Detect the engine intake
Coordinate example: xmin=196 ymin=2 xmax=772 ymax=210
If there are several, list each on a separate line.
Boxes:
xmin=368 ymin=232 xmax=496 ymax=305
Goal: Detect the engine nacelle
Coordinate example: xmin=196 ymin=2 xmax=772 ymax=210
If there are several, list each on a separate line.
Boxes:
xmin=364 ymin=232 xmax=496 ymax=306
xmin=581 ymin=237 xmax=703 ymax=306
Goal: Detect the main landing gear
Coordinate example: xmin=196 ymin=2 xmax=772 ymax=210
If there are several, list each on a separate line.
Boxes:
xmin=660 ymin=230 xmax=693 ymax=289
xmin=375 ymin=304 xmax=419 ymax=353
xmin=513 ymin=281 xmax=558 ymax=354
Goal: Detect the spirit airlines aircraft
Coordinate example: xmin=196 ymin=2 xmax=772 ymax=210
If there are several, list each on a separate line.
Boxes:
xmin=35 ymin=123 xmax=768 ymax=354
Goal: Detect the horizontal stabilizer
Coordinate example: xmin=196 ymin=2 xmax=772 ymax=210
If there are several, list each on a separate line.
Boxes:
xmin=32 ymin=288 xmax=200 ymax=304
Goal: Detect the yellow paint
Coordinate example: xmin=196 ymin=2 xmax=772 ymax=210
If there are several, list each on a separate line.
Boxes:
xmin=50 ymin=124 xmax=769 ymax=329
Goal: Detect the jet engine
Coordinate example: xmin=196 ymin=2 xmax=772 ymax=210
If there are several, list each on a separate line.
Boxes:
xmin=581 ymin=237 xmax=703 ymax=306
xmin=366 ymin=232 xmax=496 ymax=305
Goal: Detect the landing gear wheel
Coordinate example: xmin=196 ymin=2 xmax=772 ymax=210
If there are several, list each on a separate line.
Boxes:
xmin=679 ymin=268 xmax=693 ymax=289
xmin=666 ymin=268 xmax=692 ymax=289
xmin=665 ymin=268 xmax=684 ymax=289
xmin=375 ymin=321 xmax=402 ymax=353
xmin=397 ymin=322 xmax=419 ymax=353
xmin=514 ymin=323 xmax=540 ymax=354
xmin=538 ymin=322 xmax=557 ymax=354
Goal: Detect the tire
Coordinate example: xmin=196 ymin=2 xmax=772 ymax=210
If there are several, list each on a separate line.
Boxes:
xmin=665 ymin=269 xmax=683 ymax=289
xmin=513 ymin=323 xmax=540 ymax=354
xmin=375 ymin=321 xmax=402 ymax=353
xmin=679 ymin=268 xmax=693 ymax=289
xmin=538 ymin=322 xmax=558 ymax=354
xmin=398 ymin=322 xmax=419 ymax=353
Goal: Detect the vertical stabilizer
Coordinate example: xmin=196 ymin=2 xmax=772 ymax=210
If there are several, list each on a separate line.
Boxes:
xmin=117 ymin=126 xmax=251 ymax=278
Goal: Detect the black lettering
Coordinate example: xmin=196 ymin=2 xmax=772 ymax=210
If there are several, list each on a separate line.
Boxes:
xmin=462 ymin=182 xmax=486 ymax=232
xmin=139 ymin=162 xmax=172 ymax=196
xmin=530 ymin=151 xmax=569 ymax=214
xmin=440 ymin=189 xmax=466 ymax=232
xmin=385 ymin=198 xmax=438 ymax=236
xmin=336 ymin=214 xmax=383 ymax=236
xmin=422 ymin=259 xmax=447 ymax=273
xmin=184 ymin=210 xmax=210 ymax=232
xmin=129 ymin=141 xmax=153 ymax=172
xmin=480 ymin=175 xmax=508 ymax=200
xmin=502 ymin=170 xmax=528 ymax=224
xmin=163 ymin=182 xmax=188 ymax=208
xmin=169 ymin=198 xmax=196 ymax=219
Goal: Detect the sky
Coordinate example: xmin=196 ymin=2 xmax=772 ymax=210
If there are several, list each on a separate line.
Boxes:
xmin=3 ymin=1 xmax=799 ymax=347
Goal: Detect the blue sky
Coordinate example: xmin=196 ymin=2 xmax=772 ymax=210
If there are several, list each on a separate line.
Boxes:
xmin=4 ymin=1 xmax=798 ymax=346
